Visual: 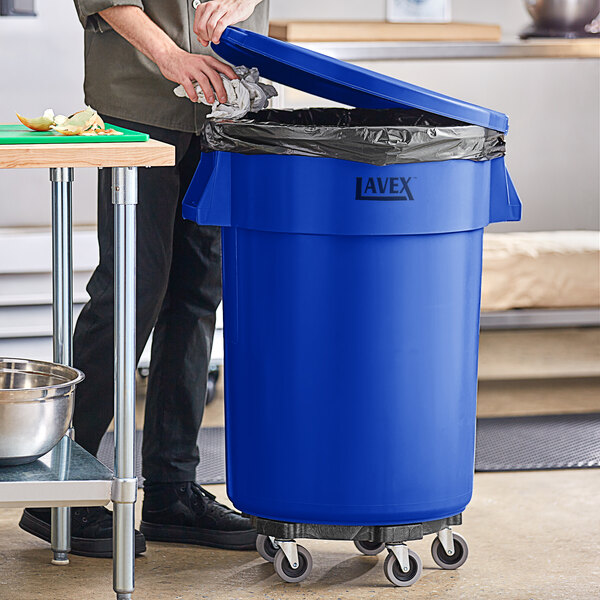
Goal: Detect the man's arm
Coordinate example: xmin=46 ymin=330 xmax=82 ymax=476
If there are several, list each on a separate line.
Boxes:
xmin=193 ymin=0 xmax=264 ymax=46
xmin=99 ymin=6 xmax=237 ymax=103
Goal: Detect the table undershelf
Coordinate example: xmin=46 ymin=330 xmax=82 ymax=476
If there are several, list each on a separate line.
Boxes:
xmin=0 ymin=436 xmax=113 ymax=509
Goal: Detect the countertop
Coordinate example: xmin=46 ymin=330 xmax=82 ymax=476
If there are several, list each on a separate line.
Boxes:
xmin=300 ymin=37 xmax=600 ymax=61
xmin=0 ymin=137 xmax=175 ymax=169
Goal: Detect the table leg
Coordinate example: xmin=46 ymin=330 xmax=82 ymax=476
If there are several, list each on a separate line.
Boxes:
xmin=49 ymin=167 xmax=74 ymax=566
xmin=111 ymin=167 xmax=138 ymax=600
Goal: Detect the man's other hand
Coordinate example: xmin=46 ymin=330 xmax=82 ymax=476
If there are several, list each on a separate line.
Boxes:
xmin=157 ymin=48 xmax=238 ymax=103
xmin=194 ymin=0 xmax=261 ymax=46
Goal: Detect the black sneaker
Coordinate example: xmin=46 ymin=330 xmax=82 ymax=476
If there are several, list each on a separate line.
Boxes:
xmin=19 ymin=507 xmax=146 ymax=559
xmin=140 ymin=482 xmax=257 ymax=550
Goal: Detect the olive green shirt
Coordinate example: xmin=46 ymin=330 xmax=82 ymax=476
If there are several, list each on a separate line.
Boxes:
xmin=73 ymin=0 xmax=270 ymax=133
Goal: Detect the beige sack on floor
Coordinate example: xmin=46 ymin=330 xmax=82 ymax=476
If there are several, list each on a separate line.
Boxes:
xmin=481 ymin=231 xmax=600 ymax=312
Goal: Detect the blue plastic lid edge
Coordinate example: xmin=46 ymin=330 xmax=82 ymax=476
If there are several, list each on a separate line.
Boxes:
xmin=214 ymin=28 xmax=509 ymax=133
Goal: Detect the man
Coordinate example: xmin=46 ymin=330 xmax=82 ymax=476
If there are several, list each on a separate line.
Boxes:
xmin=20 ymin=0 xmax=269 ymax=557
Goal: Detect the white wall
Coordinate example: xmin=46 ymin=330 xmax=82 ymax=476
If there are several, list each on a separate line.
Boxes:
xmin=0 ymin=0 xmax=598 ymax=232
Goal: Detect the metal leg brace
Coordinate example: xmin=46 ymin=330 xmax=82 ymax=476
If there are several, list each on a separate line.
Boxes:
xmin=112 ymin=167 xmax=138 ymax=600
xmin=277 ymin=540 xmax=299 ymax=569
xmin=387 ymin=543 xmax=410 ymax=573
xmin=49 ymin=167 xmax=74 ymax=566
xmin=438 ymin=527 xmax=455 ymax=556
xmin=269 ymin=536 xmax=279 ymax=550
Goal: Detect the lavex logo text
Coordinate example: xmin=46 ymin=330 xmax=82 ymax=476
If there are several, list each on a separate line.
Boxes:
xmin=355 ymin=176 xmax=415 ymax=201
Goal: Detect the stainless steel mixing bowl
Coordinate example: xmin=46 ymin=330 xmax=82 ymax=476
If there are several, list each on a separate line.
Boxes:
xmin=0 ymin=358 xmax=84 ymax=466
xmin=524 ymin=0 xmax=600 ymax=31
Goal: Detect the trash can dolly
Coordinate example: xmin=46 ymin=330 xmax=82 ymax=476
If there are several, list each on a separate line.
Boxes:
xmin=250 ymin=513 xmax=468 ymax=587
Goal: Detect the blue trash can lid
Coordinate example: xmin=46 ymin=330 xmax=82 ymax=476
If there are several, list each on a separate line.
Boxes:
xmin=212 ymin=27 xmax=509 ymax=133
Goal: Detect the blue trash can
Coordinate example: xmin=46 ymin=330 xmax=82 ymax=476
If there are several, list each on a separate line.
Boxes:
xmin=183 ymin=28 xmax=521 ymax=586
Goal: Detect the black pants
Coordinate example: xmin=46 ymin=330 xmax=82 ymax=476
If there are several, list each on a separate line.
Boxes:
xmin=73 ymin=116 xmax=221 ymax=483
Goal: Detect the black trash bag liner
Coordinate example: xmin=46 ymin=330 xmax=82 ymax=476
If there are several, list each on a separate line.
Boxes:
xmin=202 ymin=107 xmax=506 ymax=166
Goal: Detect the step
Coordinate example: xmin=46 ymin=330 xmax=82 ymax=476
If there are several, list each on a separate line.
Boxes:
xmin=478 ymin=328 xmax=600 ymax=381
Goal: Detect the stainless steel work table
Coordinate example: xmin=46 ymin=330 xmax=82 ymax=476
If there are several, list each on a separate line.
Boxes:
xmin=0 ymin=138 xmax=176 ymax=599
xmin=299 ymin=37 xmax=600 ymax=61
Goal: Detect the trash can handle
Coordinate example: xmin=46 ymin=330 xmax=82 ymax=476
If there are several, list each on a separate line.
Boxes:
xmin=183 ymin=151 xmax=232 ymax=227
xmin=489 ymin=157 xmax=522 ymax=224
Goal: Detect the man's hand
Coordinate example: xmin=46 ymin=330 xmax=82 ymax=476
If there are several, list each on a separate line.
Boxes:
xmin=156 ymin=48 xmax=238 ymax=104
xmin=194 ymin=0 xmax=262 ymax=46
xmin=98 ymin=6 xmax=239 ymax=104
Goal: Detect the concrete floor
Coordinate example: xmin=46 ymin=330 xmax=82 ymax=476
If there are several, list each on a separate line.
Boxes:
xmin=1 ymin=469 xmax=599 ymax=600
xmin=1 ymin=329 xmax=599 ymax=599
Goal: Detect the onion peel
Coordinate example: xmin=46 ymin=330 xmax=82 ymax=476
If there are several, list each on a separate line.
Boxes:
xmin=16 ymin=109 xmax=55 ymax=132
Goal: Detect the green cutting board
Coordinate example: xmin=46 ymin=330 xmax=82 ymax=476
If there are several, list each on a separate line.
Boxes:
xmin=0 ymin=123 xmax=149 ymax=144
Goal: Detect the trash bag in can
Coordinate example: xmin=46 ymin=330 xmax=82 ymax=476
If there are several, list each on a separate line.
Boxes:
xmin=202 ymin=107 xmax=506 ymax=166
xmin=183 ymin=28 xmax=522 ymax=528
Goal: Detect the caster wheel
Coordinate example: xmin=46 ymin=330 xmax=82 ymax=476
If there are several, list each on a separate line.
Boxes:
xmin=354 ymin=540 xmax=386 ymax=556
xmin=431 ymin=532 xmax=469 ymax=570
xmin=273 ymin=545 xmax=313 ymax=583
xmin=256 ymin=534 xmax=279 ymax=563
xmin=383 ymin=548 xmax=422 ymax=587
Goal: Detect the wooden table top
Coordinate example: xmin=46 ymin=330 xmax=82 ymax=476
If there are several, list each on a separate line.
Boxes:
xmin=0 ymin=138 xmax=175 ymax=169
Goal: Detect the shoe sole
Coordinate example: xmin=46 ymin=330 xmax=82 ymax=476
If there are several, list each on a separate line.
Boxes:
xmin=19 ymin=511 xmax=146 ymax=559
xmin=140 ymin=520 xmax=257 ymax=551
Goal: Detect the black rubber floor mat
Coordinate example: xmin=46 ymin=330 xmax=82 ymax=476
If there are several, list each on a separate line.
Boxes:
xmin=475 ymin=413 xmax=600 ymax=472
xmin=97 ymin=427 xmax=225 ymax=487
